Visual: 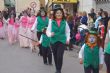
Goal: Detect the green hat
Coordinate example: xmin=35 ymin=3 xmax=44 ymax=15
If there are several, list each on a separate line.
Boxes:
xmin=88 ymin=27 xmax=98 ymax=34
xmin=53 ymin=4 xmax=62 ymax=10
xmin=89 ymin=30 xmax=98 ymax=34
xmin=39 ymin=7 xmax=46 ymax=12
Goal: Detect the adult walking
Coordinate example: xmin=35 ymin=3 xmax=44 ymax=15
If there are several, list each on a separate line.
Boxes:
xmin=31 ymin=7 xmax=49 ymax=56
xmin=104 ymin=19 xmax=110 ymax=73
xmin=46 ymin=5 xmax=70 ymax=73
xmin=19 ymin=11 xmax=29 ymax=48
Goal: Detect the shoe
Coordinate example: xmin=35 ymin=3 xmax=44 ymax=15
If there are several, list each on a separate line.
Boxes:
xmin=55 ymin=70 xmax=61 ymax=73
xmin=49 ymin=63 xmax=53 ymax=66
xmin=44 ymin=63 xmax=48 ymax=65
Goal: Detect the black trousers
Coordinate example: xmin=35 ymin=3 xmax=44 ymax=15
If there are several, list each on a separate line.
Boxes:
xmin=84 ymin=65 xmax=99 ymax=73
xmin=37 ymin=32 xmax=42 ymax=56
xmin=105 ymin=53 xmax=110 ymax=73
xmin=51 ymin=42 xmax=66 ymax=71
xmin=42 ymin=46 xmax=52 ymax=64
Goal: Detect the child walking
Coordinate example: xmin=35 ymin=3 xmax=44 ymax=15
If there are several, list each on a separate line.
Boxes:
xmin=27 ymin=11 xmax=36 ymax=52
xmin=98 ymin=19 xmax=105 ymax=49
xmin=79 ymin=29 xmax=104 ymax=73
xmin=7 ymin=14 xmax=15 ymax=44
xmin=36 ymin=28 xmax=52 ymax=65
xmin=13 ymin=17 xmax=20 ymax=43
xmin=0 ymin=18 xmax=5 ymax=39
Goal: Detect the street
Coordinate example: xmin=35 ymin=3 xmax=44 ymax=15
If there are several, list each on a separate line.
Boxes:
xmin=0 ymin=39 xmax=106 ymax=73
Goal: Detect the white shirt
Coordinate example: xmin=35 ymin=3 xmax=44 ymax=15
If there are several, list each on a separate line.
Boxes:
xmin=31 ymin=17 xmax=38 ymax=31
xmin=39 ymin=35 xmax=43 ymax=44
xmin=46 ymin=19 xmax=70 ymax=42
xmin=79 ymin=44 xmax=104 ymax=64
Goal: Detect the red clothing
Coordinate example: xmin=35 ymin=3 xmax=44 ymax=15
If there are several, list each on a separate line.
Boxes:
xmin=42 ymin=16 xmax=46 ymax=20
xmin=99 ymin=24 xmax=105 ymax=49
xmin=99 ymin=25 xmax=105 ymax=38
xmin=20 ymin=16 xmax=29 ymax=28
xmin=14 ymin=23 xmax=20 ymax=29
xmin=56 ymin=19 xmax=62 ymax=27
xmin=9 ymin=18 xmax=14 ymax=25
xmin=28 ymin=16 xmax=36 ymax=28
xmin=0 ymin=21 xmax=3 ymax=28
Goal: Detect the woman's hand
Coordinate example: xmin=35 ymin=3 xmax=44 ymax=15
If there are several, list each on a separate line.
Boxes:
xmin=79 ymin=58 xmax=83 ymax=64
xmin=51 ymin=32 xmax=54 ymax=37
xmin=99 ymin=64 xmax=103 ymax=70
xmin=66 ymin=40 xmax=70 ymax=45
xmin=36 ymin=42 xmax=40 ymax=46
xmin=32 ymin=41 xmax=40 ymax=46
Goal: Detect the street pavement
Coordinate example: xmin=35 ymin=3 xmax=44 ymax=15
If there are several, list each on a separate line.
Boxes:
xmin=0 ymin=39 xmax=106 ymax=73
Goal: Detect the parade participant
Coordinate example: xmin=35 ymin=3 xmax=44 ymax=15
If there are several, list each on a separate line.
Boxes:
xmin=79 ymin=29 xmax=104 ymax=73
xmin=98 ymin=19 xmax=105 ymax=49
xmin=80 ymin=11 xmax=88 ymax=25
xmin=94 ymin=12 xmax=102 ymax=29
xmin=101 ymin=11 xmax=109 ymax=42
xmin=87 ymin=13 xmax=94 ymax=29
xmin=27 ymin=11 xmax=36 ymax=52
xmin=104 ymin=19 xmax=110 ymax=73
xmin=46 ymin=5 xmax=70 ymax=73
xmin=19 ymin=11 xmax=29 ymax=48
xmin=31 ymin=7 xmax=49 ymax=56
xmin=7 ymin=14 xmax=15 ymax=44
xmin=36 ymin=28 xmax=52 ymax=65
xmin=13 ymin=17 xmax=20 ymax=43
xmin=0 ymin=18 xmax=5 ymax=39
xmin=67 ymin=15 xmax=74 ymax=50
xmin=90 ymin=8 xmax=96 ymax=21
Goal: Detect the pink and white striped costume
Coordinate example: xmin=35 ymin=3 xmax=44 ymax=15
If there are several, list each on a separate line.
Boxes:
xmin=13 ymin=21 xmax=20 ymax=42
xmin=0 ymin=21 xmax=5 ymax=39
xmin=27 ymin=16 xmax=36 ymax=50
xmin=7 ymin=18 xmax=15 ymax=44
xmin=19 ymin=16 xmax=29 ymax=48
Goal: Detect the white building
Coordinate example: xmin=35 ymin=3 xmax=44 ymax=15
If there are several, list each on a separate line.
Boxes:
xmin=0 ymin=0 xmax=5 ymax=11
xmin=15 ymin=0 xmax=40 ymax=16
xmin=79 ymin=0 xmax=110 ymax=13
xmin=96 ymin=0 xmax=110 ymax=12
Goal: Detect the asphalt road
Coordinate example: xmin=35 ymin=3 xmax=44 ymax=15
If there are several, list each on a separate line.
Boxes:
xmin=0 ymin=39 xmax=106 ymax=73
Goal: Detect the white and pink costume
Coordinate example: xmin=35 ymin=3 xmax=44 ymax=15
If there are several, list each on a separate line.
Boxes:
xmin=27 ymin=16 xmax=36 ymax=50
xmin=13 ymin=20 xmax=20 ymax=42
xmin=0 ymin=21 xmax=5 ymax=39
xmin=19 ymin=16 xmax=29 ymax=48
xmin=7 ymin=18 xmax=15 ymax=44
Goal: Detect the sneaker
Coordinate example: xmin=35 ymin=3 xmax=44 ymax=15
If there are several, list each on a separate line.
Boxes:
xmin=55 ymin=70 xmax=61 ymax=73
xmin=44 ymin=63 xmax=48 ymax=65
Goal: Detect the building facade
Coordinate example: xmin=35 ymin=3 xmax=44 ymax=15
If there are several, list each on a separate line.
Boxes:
xmin=96 ymin=0 xmax=110 ymax=12
xmin=78 ymin=0 xmax=96 ymax=13
xmin=79 ymin=0 xmax=110 ymax=13
xmin=15 ymin=0 xmax=40 ymax=15
xmin=48 ymin=0 xmax=78 ymax=14
xmin=0 ymin=0 xmax=5 ymax=11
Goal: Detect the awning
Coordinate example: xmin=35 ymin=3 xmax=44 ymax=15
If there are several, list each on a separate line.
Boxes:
xmin=50 ymin=0 xmax=78 ymax=3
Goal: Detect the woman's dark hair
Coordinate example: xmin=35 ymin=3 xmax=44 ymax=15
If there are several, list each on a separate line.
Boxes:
xmin=98 ymin=19 xmax=103 ymax=24
xmin=102 ymin=11 xmax=108 ymax=17
xmin=88 ymin=13 xmax=94 ymax=19
xmin=53 ymin=8 xmax=65 ymax=20
xmin=39 ymin=10 xmax=47 ymax=17
xmin=0 ymin=18 xmax=3 ymax=26
xmin=9 ymin=14 xmax=16 ymax=22
xmin=97 ymin=12 xmax=102 ymax=16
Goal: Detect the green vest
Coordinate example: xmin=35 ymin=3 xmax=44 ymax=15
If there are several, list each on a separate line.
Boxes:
xmin=51 ymin=20 xmax=66 ymax=44
xmin=37 ymin=16 xmax=49 ymax=32
xmin=105 ymin=41 xmax=110 ymax=54
xmin=41 ymin=34 xmax=50 ymax=47
xmin=84 ymin=44 xmax=99 ymax=68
